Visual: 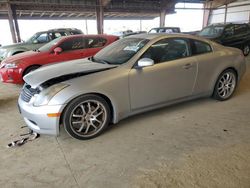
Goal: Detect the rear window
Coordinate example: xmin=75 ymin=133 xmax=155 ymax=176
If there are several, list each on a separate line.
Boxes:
xmin=192 ymin=40 xmax=212 ymax=55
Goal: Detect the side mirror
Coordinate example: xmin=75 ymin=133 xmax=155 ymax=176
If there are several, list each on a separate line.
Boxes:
xmin=137 ymin=58 xmax=154 ymax=68
xmin=54 ymin=47 xmax=62 ymax=55
xmin=33 ymin=39 xmax=38 ymax=44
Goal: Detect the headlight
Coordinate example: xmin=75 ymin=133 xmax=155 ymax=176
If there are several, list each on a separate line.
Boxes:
xmin=33 ymin=83 xmax=69 ymax=107
xmin=4 ymin=63 xmax=18 ymax=69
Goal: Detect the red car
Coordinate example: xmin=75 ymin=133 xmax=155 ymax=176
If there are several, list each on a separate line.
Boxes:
xmin=0 ymin=34 xmax=118 ymax=84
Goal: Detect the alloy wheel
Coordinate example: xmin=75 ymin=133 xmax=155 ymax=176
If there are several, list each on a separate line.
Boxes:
xmin=69 ymin=99 xmax=107 ymax=137
xmin=217 ymin=72 xmax=236 ymax=99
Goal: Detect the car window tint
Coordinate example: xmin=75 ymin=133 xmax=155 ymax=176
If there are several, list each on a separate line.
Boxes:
xmin=36 ymin=33 xmax=49 ymax=43
xmin=192 ymin=40 xmax=212 ymax=55
xmin=59 ymin=38 xmax=86 ymax=51
xmin=224 ymin=25 xmax=234 ymax=37
xmin=141 ymin=38 xmax=190 ymax=64
xmin=234 ymin=24 xmax=248 ymax=34
xmin=70 ymin=30 xmax=82 ymax=35
xmin=49 ymin=32 xmax=65 ymax=41
xmin=87 ymin=37 xmax=107 ymax=48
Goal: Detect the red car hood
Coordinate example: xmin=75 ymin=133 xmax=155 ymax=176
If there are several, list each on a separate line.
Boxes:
xmin=2 ymin=50 xmax=45 ymax=64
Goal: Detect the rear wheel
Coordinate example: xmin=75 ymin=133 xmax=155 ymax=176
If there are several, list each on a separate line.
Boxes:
xmin=242 ymin=44 xmax=250 ymax=56
xmin=63 ymin=94 xmax=111 ymax=140
xmin=213 ymin=69 xmax=237 ymax=101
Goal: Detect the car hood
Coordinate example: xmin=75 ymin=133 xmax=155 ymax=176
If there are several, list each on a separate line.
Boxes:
xmin=2 ymin=50 xmax=43 ymax=64
xmin=24 ymin=58 xmax=117 ymax=88
xmin=0 ymin=42 xmax=30 ymax=50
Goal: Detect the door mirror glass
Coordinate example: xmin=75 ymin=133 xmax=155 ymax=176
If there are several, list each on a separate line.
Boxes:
xmin=54 ymin=47 xmax=62 ymax=55
xmin=33 ymin=39 xmax=38 ymax=44
xmin=137 ymin=58 xmax=154 ymax=68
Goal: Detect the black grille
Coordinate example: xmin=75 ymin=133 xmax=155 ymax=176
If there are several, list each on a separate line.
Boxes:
xmin=20 ymin=84 xmax=39 ymax=103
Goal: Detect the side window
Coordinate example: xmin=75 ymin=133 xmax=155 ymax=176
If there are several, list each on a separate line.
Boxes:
xmin=141 ymin=38 xmax=190 ymax=64
xmin=49 ymin=32 xmax=67 ymax=41
xmin=87 ymin=37 xmax=107 ymax=48
xmin=36 ymin=33 xmax=49 ymax=43
xmin=192 ymin=40 xmax=212 ymax=55
xmin=59 ymin=38 xmax=85 ymax=52
xmin=224 ymin=25 xmax=234 ymax=37
xmin=234 ymin=25 xmax=247 ymax=35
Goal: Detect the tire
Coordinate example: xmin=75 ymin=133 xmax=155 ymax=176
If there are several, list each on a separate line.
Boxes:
xmin=23 ymin=65 xmax=40 ymax=77
xmin=213 ymin=69 xmax=237 ymax=101
xmin=242 ymin=44 xmax=250 ymax=56
xmin=63 ymin=94 xmax=111 ymax=140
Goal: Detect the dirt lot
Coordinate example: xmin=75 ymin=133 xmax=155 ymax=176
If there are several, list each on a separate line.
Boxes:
xmin=0 ymin=58 xmax=249 ymax=188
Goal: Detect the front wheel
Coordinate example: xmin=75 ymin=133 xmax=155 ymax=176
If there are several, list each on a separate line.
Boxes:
xmin=63 ymin=94 xmax=111 ymax=140
xmin=213 ymin=69 xmax=237 ymax=101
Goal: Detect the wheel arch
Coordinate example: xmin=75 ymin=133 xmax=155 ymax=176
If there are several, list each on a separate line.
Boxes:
xmin=22 ymin=64 xmax=41 ymax=77
xmin=59 ymin=92 xmax=116 ymax=127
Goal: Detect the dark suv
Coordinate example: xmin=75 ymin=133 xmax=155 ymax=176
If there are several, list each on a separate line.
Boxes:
xmin=149 ymin=27 xmax=181 ymax=34
xmin=0 ymin=28 xmax=83 ymax=61
xmin=198 ymin=23 xmax=250 ymax=56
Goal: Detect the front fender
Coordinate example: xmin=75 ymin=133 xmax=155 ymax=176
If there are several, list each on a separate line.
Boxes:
xmin=8 ymin=47 xmax=28 ymax=56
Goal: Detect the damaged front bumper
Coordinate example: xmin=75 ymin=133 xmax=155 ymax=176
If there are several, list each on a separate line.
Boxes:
xmin=18 ymin=96 xmax=66 ymax=136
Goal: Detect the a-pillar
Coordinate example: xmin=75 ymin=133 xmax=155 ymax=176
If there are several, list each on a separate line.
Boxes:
xmin=96 ymin=0 xmax=104 ymax=34
xmin=159 ymin=9 xmax=166 ymax=27
xmin=7 ymin=3 xmax=17 ymax=43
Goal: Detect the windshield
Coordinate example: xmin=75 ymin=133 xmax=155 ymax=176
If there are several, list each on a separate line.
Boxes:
xmin=198 ymin=26 xmax=224 ymax=37
xmin=26 ymin=33 xmax=41 ymax=43
xmin=38 ymin=37 xmax=61 ymax=52
xmin=93 ymin=38 xmax=149 ymax=65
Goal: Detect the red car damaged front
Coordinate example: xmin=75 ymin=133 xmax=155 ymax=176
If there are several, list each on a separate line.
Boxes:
xmin=0 ymin=34 xmax=118 ymax=84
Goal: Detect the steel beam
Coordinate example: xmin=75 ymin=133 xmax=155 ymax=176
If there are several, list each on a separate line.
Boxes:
xmin=202 ymin=1 xmax=211 ymax=28
xmin=224 ymin=4 xmax=228 ymax=23
xmin=96 ymin=0 xmax=104 ymax=34
xmin=12 ymin=5 xmax=21 ymax=42
xmin=159 ymin=10 xmax=166 ymax=27
xmin=7 ymin=3 xmax=17 ymax=43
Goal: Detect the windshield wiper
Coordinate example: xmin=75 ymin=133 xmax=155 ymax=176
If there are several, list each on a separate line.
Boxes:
xmin=33 ymin=49 xmax=40 ymax=52
xmin=89 ymin=56 xmax=110 ymax=64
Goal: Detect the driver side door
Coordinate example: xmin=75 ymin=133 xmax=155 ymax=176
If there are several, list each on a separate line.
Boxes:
xmin=128 ymin=38 xmax=198 ymax=110
xmin=48 ymin=37 xmax=86 ymax=64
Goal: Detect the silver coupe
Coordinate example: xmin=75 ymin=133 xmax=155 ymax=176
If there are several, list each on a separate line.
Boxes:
xmin=18 ymin=34 xmax=246 ymax=140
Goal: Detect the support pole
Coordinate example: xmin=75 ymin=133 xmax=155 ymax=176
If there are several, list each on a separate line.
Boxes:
xmin=202 ymin=1 xmax=211 ymax=28
xmin=96 ymin=0 xmax=104 ymax=34
xmin=7 ymin=3 xmax=17 ymax=43
xmin=224 ymin=4 xmax=228 ymax=24
xmin=12 ymin=5 xmax=21 ymax=42
xmin=85 ymin=19 xmax=88 ymax=34
xmin=159 ymin=10 xmax=166 ymax=27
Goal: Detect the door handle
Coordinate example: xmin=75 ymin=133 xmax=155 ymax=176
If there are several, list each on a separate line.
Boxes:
xmin=183 ymin=63 xmax=193 ymax=69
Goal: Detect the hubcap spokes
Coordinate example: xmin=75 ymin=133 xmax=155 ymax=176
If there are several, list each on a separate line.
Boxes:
xmin=218 ymin=72 xmax=236 ymax=99
xmin=70 ymin=100 xmax=106 ymax=136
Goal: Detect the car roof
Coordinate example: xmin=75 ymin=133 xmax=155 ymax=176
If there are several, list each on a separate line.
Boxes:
xmin=151 ymin=27 xmax=180 ymax=29
xmin=35 ymin=28 xmax=82 ymax=34
xmin=208 ymin=23 xmax=247 ymax=27
xmin=59 ymin=34 xmax=118 ymax=40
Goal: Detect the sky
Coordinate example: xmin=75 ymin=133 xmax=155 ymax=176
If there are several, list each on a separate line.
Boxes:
xmin=0 ymin=3 xmax=204 ymax=46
